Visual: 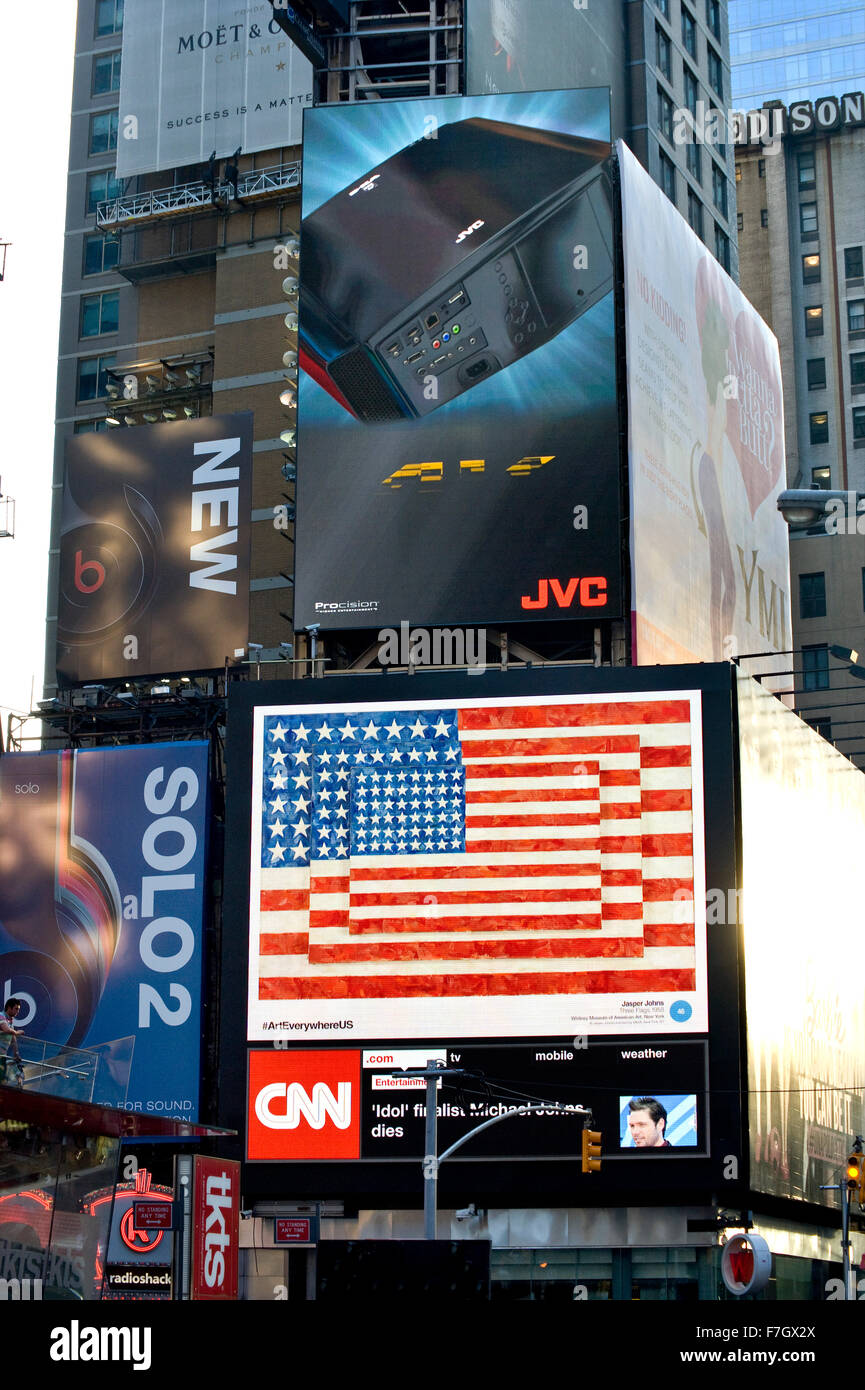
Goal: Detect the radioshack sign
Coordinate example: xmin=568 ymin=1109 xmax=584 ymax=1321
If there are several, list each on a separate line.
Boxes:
xmin=247 ymin=1051 xmax=361 ymax=1160
xmin=190 ymin=1156 xmax=240 ymax=1301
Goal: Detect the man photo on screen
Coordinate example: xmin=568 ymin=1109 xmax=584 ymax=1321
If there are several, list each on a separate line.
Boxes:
xmin=627 ymin=1097 xmax=671 ymax=1148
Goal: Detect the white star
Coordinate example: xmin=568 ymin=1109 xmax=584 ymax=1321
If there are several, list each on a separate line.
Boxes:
xmin=270 ymin=819 xmax=286 ymax=838
xmin=270 ymin=843 xmax=286 ymax=863
xmin=317 ymin=750 xmax=332 ymax=765
xmin=318 ymin=770 xmax=333 ymax=784
xmin=318 ymin=789 xmax=332 ymax=802
xmin=335 ymin=825 xmax=348 ymax=839
xmin=354 ymin=750 xmax=367 ymax=763
xmin=438 ymin=839 xmax=448 ymax=850
xmin=336 ymin=767 xmax=349 ymax=782
xmin=270 ymin=770 xmax=287 ymax=789
xmin=384 ymin=718 xmax=404 ymax=739
xmin=317 ymin=722 xmax=334 ymax=741
xmin=409 ymin=717 xmax=428 ymax=738
xmin=270 ymin=748 xmax=288 ymax=766
xmin=336 ymin=750 xmax=350 ymax=765
xmin=425 ymin=749 xmax=438 ymax=762
xmin=445 ymin=746 xmax=459 ymax=761
xmin=339 ymin=718 xmax=359 ymax=740
xmin=294 ymin=748 xmax=311 ymax=766
xmin=451 ymin=837 xmax=461 ymax=848
xmin=433 ymin=717 xmax=451 ymax=737
xmin=335 ymin=787 xmax=348 ymax=802
xmin=293 ymin=770 xmax=311 ymax=789
xmin=270 ymin=722 xmax=288 ymax=742
xmin=269 ymin=794 xmax=287 ymax=814
xmin=318 ymin=807 xmax=331 ymax=821
xmin=407 ymin=747 xmax=422 ymax=763
xmin=292 ymin=794 xmax=310 ymax=814
xmin=335 ymin=843 xmax=348 ymax=857
xmin=292 ymin=817 xmax=309 ymax=835
xmin=291 ymin=843 xmax=307 ymax=861
xmin=362 ymin=719 xmax=379 ymax=740
xmin=389 ymin=750 xmax=403 ymax=763
xmin=293 ymin=722 xmax=310 ymax=741
xmin=371 ymin=748 xmax=385 ymax=764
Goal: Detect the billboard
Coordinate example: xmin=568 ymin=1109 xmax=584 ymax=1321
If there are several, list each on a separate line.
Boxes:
xmin=246 ymin=688 xmax=707 ymax=1039
xmin=116 ymin=0 xmax=312 ymax=179
xmin=619 ymin=142 xmax=791 ymax=675
xmin=464 ymin=0 xmax=627 ymax=141
xmin=57 ymin=414 xmax=252 ymax=683
xmin=738 ymin=673 xmax=865 ymax=1207
xmin=295 ymin=89 xmax=623 ymax=630
xmin=0 ymin=742 xmax=208 ymax=1118
xmin=190 ymin=1156 xmax=240 ymax=1300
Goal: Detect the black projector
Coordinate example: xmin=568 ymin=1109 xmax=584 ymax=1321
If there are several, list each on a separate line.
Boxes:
xmin=299 ymin=118 xmax=613 ymax=421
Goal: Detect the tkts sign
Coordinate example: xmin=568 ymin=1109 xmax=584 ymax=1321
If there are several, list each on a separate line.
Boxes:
xmin=190 ymin=1157 xmax=240 ymax=1300
xmin=56 ymin=414 xmax=252 ymax=683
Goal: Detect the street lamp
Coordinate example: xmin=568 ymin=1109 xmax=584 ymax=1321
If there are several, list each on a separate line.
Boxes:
xmin=777 ymin=488 xmax=865 ymax=531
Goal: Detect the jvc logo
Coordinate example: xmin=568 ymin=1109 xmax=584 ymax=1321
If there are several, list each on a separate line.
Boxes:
xmin=521 ymin=577 xmax=608 ymax=610
xmin=348 ymin=174 xmax=380 ymax=196
xmin=255 ymin=1081 xmax=352 ymax=1130
xmin=455 ymin=219 xmax=484 ymax=244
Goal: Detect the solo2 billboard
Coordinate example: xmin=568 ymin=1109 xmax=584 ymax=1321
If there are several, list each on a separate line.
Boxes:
xmin=0 ymin=742 xmax=208 ymax=1118
xmin=116 ymin=0 xmax=312 ymax=178
xmin=57 ymin=414 xmax=252 ymax=683
xmin=294 ymin=89 xmax=623 ymax=630
xmin=247 ymin=688 xmax=707 ymax=1040
xmin=619 ymin=142 xmax=791 ymax=678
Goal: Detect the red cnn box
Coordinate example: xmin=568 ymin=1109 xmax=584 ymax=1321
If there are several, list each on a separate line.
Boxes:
xmin=247 ymin=1050 xmax=361 ymax=1160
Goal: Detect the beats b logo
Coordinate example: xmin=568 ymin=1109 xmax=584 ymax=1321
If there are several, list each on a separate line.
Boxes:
xmin=74 ymin=549 xmax=106 ymax=593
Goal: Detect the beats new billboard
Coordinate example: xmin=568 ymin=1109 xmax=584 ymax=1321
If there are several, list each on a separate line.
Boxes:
xmin=56 ymin=414 xmax=252 ymax=683
xmin=294 ymin=89 xmax=623 ymax=631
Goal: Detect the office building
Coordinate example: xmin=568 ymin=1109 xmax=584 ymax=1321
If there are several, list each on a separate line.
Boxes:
xmin=729 ymin=0 xmax=865 ymax=109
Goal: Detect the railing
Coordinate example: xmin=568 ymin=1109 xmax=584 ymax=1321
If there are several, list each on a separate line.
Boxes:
xmin=1 ymin=1035 xmax=134 ymax=1107
xmin=96 ymin=160 xmax=302 ymax=228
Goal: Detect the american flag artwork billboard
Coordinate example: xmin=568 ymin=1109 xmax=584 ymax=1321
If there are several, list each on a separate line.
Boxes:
xmin=247 ymin=691 xmax=707 ymax=1039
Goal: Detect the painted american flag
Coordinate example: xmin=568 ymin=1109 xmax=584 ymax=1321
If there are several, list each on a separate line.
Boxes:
xmin=248 ymin=693 xmax=705 ymax=1037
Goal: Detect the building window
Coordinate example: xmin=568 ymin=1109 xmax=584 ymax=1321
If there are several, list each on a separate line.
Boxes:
xmin=802 ymin=645 xmax=829 ymax=691
xmin=735 ymin=163 xmax=742 ymax=184
xmin=659 ymin=149 xmax=676 ymax=202
xmin=707 ymin=47 xmax=723 ymax=99
xmin=760 ymin=208 xmax=769 ymax=228
xmin=802 ymin=252 xmax=821 ymax=284
xmin=807 ymin=358 xmax=826 ymax=390
xmin=806 ymin=716 xmax=831 ymax=740
xmin=758 ymin=158 xmax=766 ymax=178
xmin=805 ymin=306 xmax=824 ymax=336
xmin=711 ymin=162 xmax=727 ymax=216
xmin=853 ymin=406 xmax=865 ymax=442
xmin=81 ymin=290 xmax=119 ymax=338
xmin=799 ymin=203 xmax=818 ymax=239
xmin=92 ymin=52 xmax=121 ymax=95
xmin=656 ymin=0 xmax=669 ymax=16
xmin=74 ymin=419 xmax=110 ymax=434
xmin=687 ymin=140 xmax=702 ymax=180
xmin=706 ymin=0 xmax=721 ymax=39
xmin=656 ymin=25 xmax=671 ymax=79
xmin=96 ymin=0 xmax=124 ymax=36
xmin=737 ymin=212 xmax=743 ymax=231
xmin=714 ymin=225 xmax=730 ymax=271
xmin=681 ymin=6 xmax=697 ymax=58
xmin=812 ymin=466 xmax=831 ymax=487
xmin=809 ymin=411 xmax=829 ymax=445
xmin=657 ymin=86 xmax=673 ymax=143
xmin=688 ymin=189 xmax=703 ymax=239
xmin=845 ymin=246 xmax=864 ymax=281
xmin=849 ymin=300 xmax=865 ymax=334
xmin=89 ymin=111 xmax=118 ymax=157
xmin=84 ymin=233 xmax=120 ymax=276
xmin=86 ymin=170 xmax=123 ymax=215
xmin=851 ymin=352 xmax=865 ymax=390
xmin=684 ymin=67 xmax=698 ymax=117
xmin=797 ymin=150 xmax=816 ymax=189
xmin=77 ymin=354 xmax=116 ymax=403
xmin=799 ymin=572 xmax=826 ymax=620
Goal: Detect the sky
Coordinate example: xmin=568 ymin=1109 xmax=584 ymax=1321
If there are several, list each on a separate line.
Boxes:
xmin=0 ymin=2 xmax=77 ymax=747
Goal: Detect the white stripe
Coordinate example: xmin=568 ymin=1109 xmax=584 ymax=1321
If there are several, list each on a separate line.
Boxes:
xmin=639 ymin=766 xmax=692 ymax=790
xmin=343 ymin=874 xmax=602 ymax=893
xmin=304 ymin=924 xmax=638 ymax=945
xmin=465 ymin=825 xmax=601 ymax=843
xmin=351 ymin=850 xmax=603 ymax=868
xmin=641 ymin=856 xmax=693 ymax=878
xmin=464 ymin=776 xmax=602 ymax=792
xmin=640 ymin=811 xmax=692 ymax=834
xmin=598 ymin=886 xmax=643 ymax=904
xmin=459 ymin=722 xmax=691 ymax=743
xmin=307 ymin=893 xmax=351 ymax=911
xmin=463 ymin=800 xmax=600 ymax=816
xmin=258 ymin=909 xmax=309 ymax=931
xmin=344 ymin=900 xmax=601 ymax=921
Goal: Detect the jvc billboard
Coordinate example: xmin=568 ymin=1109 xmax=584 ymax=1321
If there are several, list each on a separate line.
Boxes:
xmin=0 ymin=743 xmax=208 ymax=1118
xmin=294 ymin=89 xmax=623 ymax=630
xmin=57 ymin=414 xmax=252 ymax=683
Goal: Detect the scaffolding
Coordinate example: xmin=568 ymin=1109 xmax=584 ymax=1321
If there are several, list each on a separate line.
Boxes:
xmin=322 ymin=1 xmax=462 ymax=102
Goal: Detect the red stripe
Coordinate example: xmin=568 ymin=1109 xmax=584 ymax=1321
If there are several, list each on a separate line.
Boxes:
xmin=261 ymin=968 xmax=697 ymax=999
xmin=260 ymin=932 xmax=308 ymax=955
xmin=349 ymin=887 xmax=601 ymax=906
xmin=458 ymin=701 xmax=691 ymax=729
xmin=260 ymin=889 xmax=310 ymax=911
xmin=642 ymin=877 xmax=693 ymax=901
xmin=308 ymin=937 xmax=645 ymax=964
xmin=597 ymin=835 xmax=641 ymax=852
xmin=642 ymin=834 xmax=692 ymax=856
xmin=641 ymin=788 xmax=692 ymax=812
xmin=309 ymin=910 xmax=350 ymax=929
xmin=346 ymin=913 xmax=603 ymax=934
xmin=348 ymin=863 xmax=601 ymax=881
xmin=640 ymin=746 xmax=691 ymax=768
xmin=307 ymin=875 xmax=350 ymax=894
xmin=466 ymin=837 xmax=602 ymax=852
xmin=643 ymin=922 xmax=695 ymax=947
xmin=600 ymin=902 xmax=643 ymax=919
xmin=465 ymin=736 xmax=614 ymax=756
xmin=466 ymin=812 xmax=600 ymax=827
xmin=600 ymin=769 xmax=641 ymax=786
xmin=598 ymin=801 xmax=640 ymax=820
xmin=599 ymin=869 xmax=642 ymax=886
xmin=465 ymin=762 xmax=602 ymax=780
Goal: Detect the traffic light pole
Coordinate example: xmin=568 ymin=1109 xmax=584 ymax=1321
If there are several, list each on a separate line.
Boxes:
xmin=391 ymin=1061 xmax=592 ymax=1239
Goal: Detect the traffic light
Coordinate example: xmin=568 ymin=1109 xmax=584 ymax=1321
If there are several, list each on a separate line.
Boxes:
xmin=846 ymin=1151 xmax=865 ymax=1206
xmin=581 ymin=1127 xmax=602 ymax=1174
